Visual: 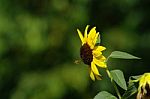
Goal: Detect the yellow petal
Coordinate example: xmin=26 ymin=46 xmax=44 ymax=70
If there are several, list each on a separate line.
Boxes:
xmin=87 ymin=39 xmax=94 ymax=49
xmin=88 ymin=27 xmax=96 ymax=39
xmin=84 ymin=25 xmax=89 ymax=39
xmin=138 ymin=73 xmax=150 ymax=91
xmin=93 ymin=46 xmax=106 ymax=57
xmin=136 ymin=91 xmax=142 ymax=99
xmin=90 ymin=69 xmax=95 ymax=81
xmin=91 ymin=62 xmax=100 ymax=75
xmin=93 ymin=51 xmax=102 ymax=58
xmin=77 ymin=29 xmax=84 ymax=44
xmin=95 ymin=75 xmax=102 ymax=80
xmin=96 ymin=55 xmax=106 ymax=61
xmin=93 ymin=57 xmax=106 ymax=68
xmin=95 ymin=46 xmax=106 ymax=52
xmin=87 ymin=27 xmax=96 ymax=48
xmin=93 ymin=32 xmax=99 ymax=45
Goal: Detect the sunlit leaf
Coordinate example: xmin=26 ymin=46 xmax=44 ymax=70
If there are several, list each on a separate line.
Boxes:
xmin=110 ymin=70 xmax=127 ymax=90
xmin=109 ymin=51 xmax=141 ymax=59
xmin=94 ymin=91 xmax=117 ymax=99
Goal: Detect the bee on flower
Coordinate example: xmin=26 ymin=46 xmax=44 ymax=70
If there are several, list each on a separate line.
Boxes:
xmin=136 ymin=73 xmax=150 ymax=99
xmin=77 ymin=25 xmax=107 ymax=81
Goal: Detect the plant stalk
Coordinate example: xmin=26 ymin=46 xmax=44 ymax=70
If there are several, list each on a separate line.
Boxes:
xmin=106 ymin=68 xmax=121 ymax=99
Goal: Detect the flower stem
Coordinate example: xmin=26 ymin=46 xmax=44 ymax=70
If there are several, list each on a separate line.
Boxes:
xmin=112 ymin=80 xmax=121 ymax=99
xmin=106 ymin=68 xmax=121 ymax=99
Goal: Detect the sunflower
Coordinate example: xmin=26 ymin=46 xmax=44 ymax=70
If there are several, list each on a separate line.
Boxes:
xmin=137 ymin=73 xmax=150 ymax=99
xmin=77 ymin=25 xmax=107 ymax=81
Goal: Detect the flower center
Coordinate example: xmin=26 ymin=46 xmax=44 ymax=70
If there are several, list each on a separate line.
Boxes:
xmin=80 ymin=43 xmax=93 ymax=65
xmin=145 ymin=83 xmax=150 ymax=96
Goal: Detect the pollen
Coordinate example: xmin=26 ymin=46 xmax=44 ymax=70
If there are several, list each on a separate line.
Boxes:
xmin=80 ymin=43 xmax=93 ymax=65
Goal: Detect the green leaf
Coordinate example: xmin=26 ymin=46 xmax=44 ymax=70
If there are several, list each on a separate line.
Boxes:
xmin=96 ymin=34 xmax=101 ymax=45
xmin=122 ymin=82 xmax=137 ymax=99
xmin=108 ymin=51 xmax=141 ymax=59
xmin=94 ymin=91 xmax=117 ymax=99
xmin=110 ymin=70 xmax=127 ymax=90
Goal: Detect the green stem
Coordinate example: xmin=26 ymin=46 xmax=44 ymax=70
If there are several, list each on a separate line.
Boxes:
xmin=105 ymin=56 xmax=110 ymax=63
xmin=106 ymin=68 xmax=121 ymax=99
xmin=112 ymin=80 xmax=121 ymax=99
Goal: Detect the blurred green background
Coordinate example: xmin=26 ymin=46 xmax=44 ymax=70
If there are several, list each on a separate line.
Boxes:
xmin=0 ymin=0 xmax=150 ymax=99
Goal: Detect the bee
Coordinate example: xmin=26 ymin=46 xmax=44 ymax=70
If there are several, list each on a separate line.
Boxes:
xmin=74 ymin=59 xmax=81 ymax=64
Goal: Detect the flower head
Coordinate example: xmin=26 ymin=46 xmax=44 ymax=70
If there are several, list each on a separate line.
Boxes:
xmin=137 ymin=73 xmax=150 ymax=99
xmin=77 ymin=25 xmax=106 ymax=81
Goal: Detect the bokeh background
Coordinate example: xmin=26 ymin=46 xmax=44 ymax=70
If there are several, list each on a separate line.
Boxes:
xmin=0 ymin=0 xmax=150 ymax=99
